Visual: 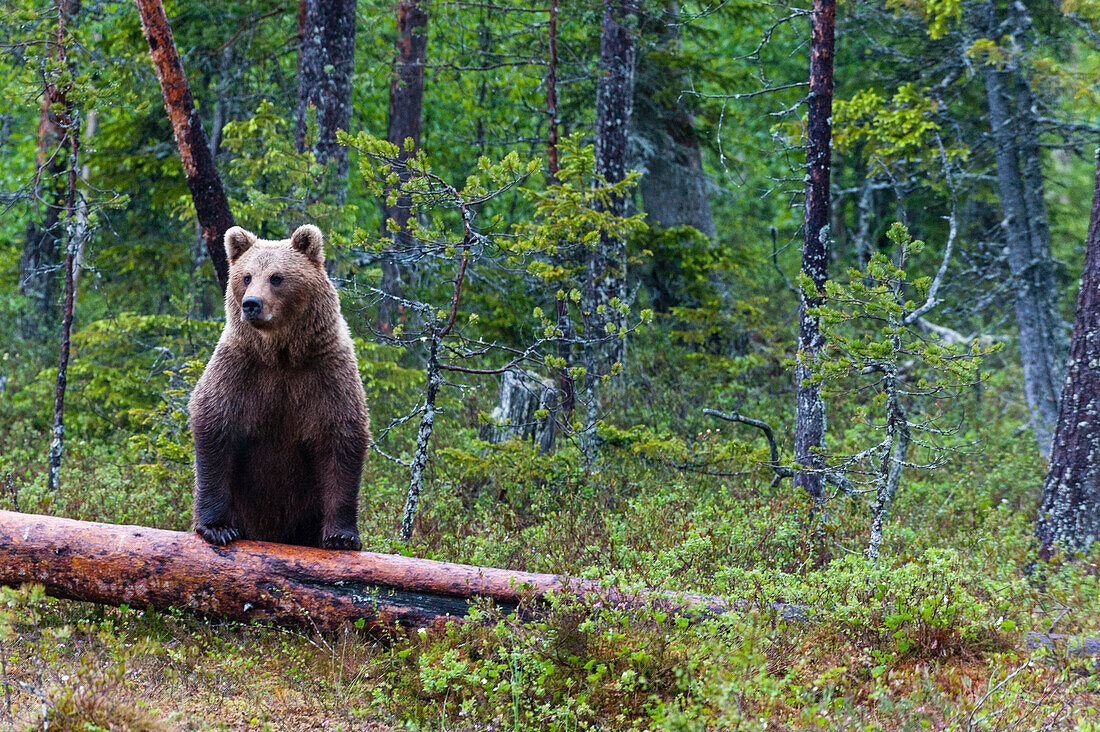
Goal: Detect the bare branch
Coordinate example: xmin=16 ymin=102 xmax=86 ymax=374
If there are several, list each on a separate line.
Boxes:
xmin=703 ymin=408 xmax=792 ymax=486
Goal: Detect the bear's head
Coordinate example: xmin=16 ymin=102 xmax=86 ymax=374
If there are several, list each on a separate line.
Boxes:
xmin=223 ymin=224 xmax=331 ymax=333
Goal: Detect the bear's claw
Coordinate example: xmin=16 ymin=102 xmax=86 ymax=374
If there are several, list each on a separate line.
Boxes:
xmin=197 ymin=524 xmax=241 ymax=546
xmin=322 ymin=530 xmax=362 ymax=551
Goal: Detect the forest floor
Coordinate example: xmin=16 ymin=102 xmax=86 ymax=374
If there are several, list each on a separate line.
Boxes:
xmin=1 ymin=353 xmax=1099 ymax=729
xmin=2 ymin=437 xmax=1099 ymax=731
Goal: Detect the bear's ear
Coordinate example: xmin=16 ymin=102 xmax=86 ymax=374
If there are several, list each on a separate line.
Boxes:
xmin=225 ymin=227 xmax=257 ymax=263
xmin=290 ymin=224 xmax=325 ymax=265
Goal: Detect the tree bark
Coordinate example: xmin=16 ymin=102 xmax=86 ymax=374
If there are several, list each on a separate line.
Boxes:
xmin=478 ymin=370 xmax=558 ymax=454
xmin=20 ymin=0 xmax=77 ymax=337
xmin=379 ymin=0 xmax=428 ymax=335
xmin=634 ymin=4 xmax=715 ymax=240
xmin=854 ymin=158 xmax=875 ymax=268
xmin=46 ymin=4 xmax=80 ymax=494
xmin=547 ymin=0 xmax=560 ymax=182
xmin=547 ymin=0 xmax=575 ymax=415
xmin=295 ymin=0 xmax=358 ymax=198
xmin=135 ymin=0 xmax=234 ymax=293
xmin=981 ymin=1 xmax=1065 ymax=456
xmin=400 ymin=333 xmax=440 ymax=541
xmin=71 ymin=106 xmax=96 ymax=295
xmin=587 ymin=0 xmax=637 ymax=368
xmin=0 ymin=511 xmax=732 ymax=632
xmin=1035 ymin=148 xmax=1100 ymax=560
xmin=866 ymin=356 xmax=910 ymax=563
xmin=793 ymin=0 xmax=835 ymax=504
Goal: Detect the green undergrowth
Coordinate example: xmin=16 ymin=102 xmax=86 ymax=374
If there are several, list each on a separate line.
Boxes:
xmin=0 ymin=318 xmax=1098 ymax=729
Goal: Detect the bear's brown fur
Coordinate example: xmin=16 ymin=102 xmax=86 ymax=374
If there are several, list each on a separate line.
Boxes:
xmin=189 ymin=224 xmax=370 ymax=550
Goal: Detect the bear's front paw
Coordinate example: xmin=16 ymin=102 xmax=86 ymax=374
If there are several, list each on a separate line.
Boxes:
xmin=322 ymin=529 xmax=362 ymax=551
xmin=197 ymin=524 xmax=242 ymax=546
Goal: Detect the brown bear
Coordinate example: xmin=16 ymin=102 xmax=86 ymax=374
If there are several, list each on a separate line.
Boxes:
xmin=189 ymin=224 xmax=371 ymax=550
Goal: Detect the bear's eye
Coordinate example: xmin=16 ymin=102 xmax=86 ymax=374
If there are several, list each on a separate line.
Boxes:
xmin=270 ymin=274 xmax=283 ymax=287
xmin=242 ymin=274 xmax=252 ymax=286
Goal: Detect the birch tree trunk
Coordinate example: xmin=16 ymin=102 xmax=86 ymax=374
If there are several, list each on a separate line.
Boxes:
xmin=1035 ymin=148 xmax=1100 ymax=560
xmin=295 ymin=0 xmax=358 ymax=200
xmin=981 ymin=1 xmax=1065 ymax=456
xmin=135 ymin=0 xmax=234 ymax=293
xmin=379 ymin=0 xmax=428 ymax=334
xmin=793 ymin=0 xmax=835 ymax=504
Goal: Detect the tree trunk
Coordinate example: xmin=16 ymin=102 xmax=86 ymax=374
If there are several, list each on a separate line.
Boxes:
xmin=981 ymin=1 xmax=1065 ymax=456
xmin=546 ymin=0 xmax=560 ymax=181
xmin=547 ymin=0 xmax=575 ymax=415
xmin=1035 ymin=149 xmax=1100 ymax=560
xmin=793 ymin=0 xmax=835 ymax=504
xmin=70 ymin=105 xmax=96 ymax=295
xmin=587 ymin=0 xmax=636 ymax=368
xmin=866 ymin=358 xmax=910 ymax=563
xmin=400 ymin=333 xmax=440 ymax=541
xmin=0 ymin=511 xmax=732 ymax=632
xmin=295 ymin=0 xmax=358 ymax=199
xmin=853 ymin=158 xmax=875 ymax=268
xmin=135 ymin=0 xmax=234 ymax=293
xmin=379 ymin=0 xmax=428 ymax=334
xmin=637 ymin=136 xmax=715 ymax=237
xmin=46 ymin=3 xmax=80 ymax=494
xmin=47 ymin=121 xmax=79 ymax=494
xmin=20 ymin=0 xmax=78 ymax=338
xmin=635 ymin=4 xmax=715 ymax=240
xmin=478 ymin=370 xmax=558 ymax=454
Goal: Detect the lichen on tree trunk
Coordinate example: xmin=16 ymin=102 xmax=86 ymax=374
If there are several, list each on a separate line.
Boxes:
xmin=794 ymin=0 xmax=835 ymax=504
xmin=588 ymin=0 xmax=637 ymax=369
xmin=981 ymin=0 xmax=1066 ymax=457
xmin=295 ymin=0 xmax=358 ymax=200
xmin=1035 ymin=148 xmax=1100 ymax=560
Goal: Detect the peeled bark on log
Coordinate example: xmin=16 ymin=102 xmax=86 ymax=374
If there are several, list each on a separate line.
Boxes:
xmin=478 ymin=370 xmax=558 ymax=454
xmin=135 ymin=0 xmax=234 ymax=292
xmin=0 ymin=511 xmax=730 ymax=632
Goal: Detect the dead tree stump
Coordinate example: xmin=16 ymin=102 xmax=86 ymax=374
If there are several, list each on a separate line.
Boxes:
xmin=479 ymin=369 xmax=558 ymax=453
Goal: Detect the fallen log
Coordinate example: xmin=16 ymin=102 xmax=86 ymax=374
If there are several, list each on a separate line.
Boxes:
xmin=0 ymin=511 xmax=735 ymax=632
xmin=5 ymin=511 xmax=1097 ymax=662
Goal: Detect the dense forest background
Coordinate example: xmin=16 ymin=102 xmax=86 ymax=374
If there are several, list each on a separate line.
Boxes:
xmin=2 ymin=0 xmax=1100 ymax=728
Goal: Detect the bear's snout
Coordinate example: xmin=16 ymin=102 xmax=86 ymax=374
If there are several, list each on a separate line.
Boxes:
xmin=241 ymin=296 xmax=264 ymax=321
